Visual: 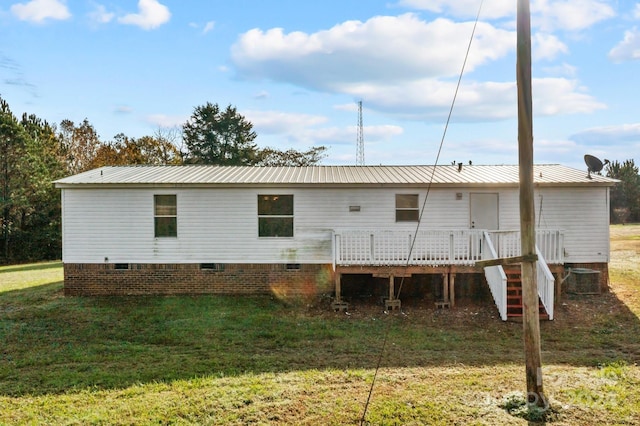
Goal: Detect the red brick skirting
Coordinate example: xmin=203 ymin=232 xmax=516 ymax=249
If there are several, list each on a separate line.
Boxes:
xmin=63 ymin=263 xmax=335 ymax=298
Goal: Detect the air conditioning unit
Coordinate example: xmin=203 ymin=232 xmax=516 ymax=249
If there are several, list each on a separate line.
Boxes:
xmin=566 ymin=268 xmax=601 ymax=294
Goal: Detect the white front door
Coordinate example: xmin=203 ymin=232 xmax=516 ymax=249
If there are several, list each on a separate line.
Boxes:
xmin=470 ymin=193 xmax=499 ymax=230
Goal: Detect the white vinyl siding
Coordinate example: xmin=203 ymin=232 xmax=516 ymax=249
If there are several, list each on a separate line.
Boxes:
xmin=60 ymin=185 xmax=611 ymax=264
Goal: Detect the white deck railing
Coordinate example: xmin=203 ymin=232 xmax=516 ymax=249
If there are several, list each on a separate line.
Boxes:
xmin=334 ymin=228 xmax=558 ymax=320
xmin=335 ymin=228 xmax=563 ymax=266
xmin=487 ymin=230 xmax=564 ymax=264
xmin=335 ymin=229 xmax=486 ymax=266
xmin=482 ymin=231 xmax=508 ymax=320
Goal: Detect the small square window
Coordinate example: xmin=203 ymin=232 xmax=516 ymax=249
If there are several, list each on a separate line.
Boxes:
xmin=396 ymin=194 xmax=419 ymax=222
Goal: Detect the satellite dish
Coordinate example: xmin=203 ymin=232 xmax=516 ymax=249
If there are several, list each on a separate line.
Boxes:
xmin=584 ymin=154 xmax=608 ymax=179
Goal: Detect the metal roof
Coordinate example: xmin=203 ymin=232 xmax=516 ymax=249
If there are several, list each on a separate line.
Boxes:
xmin=54 ymin=164 xmax=618 ymax=187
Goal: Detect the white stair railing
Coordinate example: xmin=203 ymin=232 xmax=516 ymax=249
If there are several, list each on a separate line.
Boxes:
xmin=481 ymin=231 xmax=507 ymax=321
xmin=536 ymin=247 xmax=555 ymax=320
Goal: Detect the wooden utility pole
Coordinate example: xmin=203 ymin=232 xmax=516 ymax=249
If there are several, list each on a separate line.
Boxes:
xmin=517 ymin=0 xmax=546 ymax=407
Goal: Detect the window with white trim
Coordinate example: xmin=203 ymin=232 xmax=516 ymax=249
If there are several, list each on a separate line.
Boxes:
xmin=154 ymin=194 xmax=177 ymax=237
xmin=258 ymin=195 xmax=293 ymax=237
xmin=395 ymin=194 xmax=419 ymax=222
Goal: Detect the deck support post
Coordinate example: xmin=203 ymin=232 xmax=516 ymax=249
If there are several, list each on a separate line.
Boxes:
xmin=385 ymin=274 xmax=401 ymax=310
xmin=450 ymin=273 xmax=456 ymax=308
xmin=554 ymin=271 xmax=562 ymax=302
xmin=331 ymin=272 xmax=348 ymax=311
xmin=436 ymin=273 xmax=451 ymax=309
xmin=443 ymin=272 xmax=449 ymax=302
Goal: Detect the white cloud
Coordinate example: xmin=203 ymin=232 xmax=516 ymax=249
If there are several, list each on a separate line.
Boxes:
xmin=89 ymin=4 xmax=114 ymax=24
xmin=283 ymin=124 xmax=404 ymax=147
xmin=354 ymin=124 xmax=404 ymax=142
xmin=232 ymin=13 xmax=604 ymax=124
xmin=531 ymin=0 xmax=615 ymax=32
xmin=232 ymin=14 xmax=514 ymax=89
xmin=146 ymin=113 xmax=187 ymax=128
xmin=569 ymin=124 xmax=640 ymax=164
xmin=114 ymin=105 xmax=133 ymax=114
xmin=532 ymin=33 xmax=568 ymax=61
xmin=202 ymin=21 xmax=215 ymax=34
xmin=118 ymin=0 xmax=170 ymax=30
xmin=541 ymin=62 xmax=577 ymax=77
xmin=10 ymin=0 xmax=70 ymax=23
xmin=245 ymin=110 xmax=328 ymax=134
xmin=571 ymin=123 xmax=640 ymax=144
xmin=243 ymin=109 xmax=402 ymax=147
xmin=306 ymin=78 xmax=603 ymax=122
xmin=608 ymin=28 xmax=640 ymax=62
xmin=635 ymin=4 xmax=640 ymax=19
xmin=399 ymin=0 xmax=616 ymax=32
xmin=397 ymin=0 xmax=514 ymax=20
xmin=535 ymin=138 xmax=578 ymax=153
xmin=533 ymin=78 xmax=606 ymax=115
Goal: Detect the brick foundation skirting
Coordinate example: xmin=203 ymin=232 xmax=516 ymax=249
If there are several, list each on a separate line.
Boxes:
xmin=63 ymin=263 xmax=335 ymax=298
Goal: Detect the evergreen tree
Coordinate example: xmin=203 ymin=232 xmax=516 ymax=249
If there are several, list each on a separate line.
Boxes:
xmin=182 ymin=103 xmax=258 ymax=165
xmin=606 ymin=159 xmax=640 ymax=223
xmin=0 ymin=97 xmax=27 ymax=261
xmin=15 ymin=114 xmax=66 ymax=260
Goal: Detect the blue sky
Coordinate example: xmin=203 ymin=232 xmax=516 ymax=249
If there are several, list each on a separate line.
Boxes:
xmin=1 ymin=0 xmax=639 ymax=170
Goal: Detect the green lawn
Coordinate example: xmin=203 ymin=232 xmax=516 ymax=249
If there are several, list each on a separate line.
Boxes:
xmin=1 ymin=228 xmax=639 ymax=425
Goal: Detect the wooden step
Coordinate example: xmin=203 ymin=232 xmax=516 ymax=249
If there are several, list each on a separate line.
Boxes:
xmin=506 ymin=299 xmax=549 ymax=320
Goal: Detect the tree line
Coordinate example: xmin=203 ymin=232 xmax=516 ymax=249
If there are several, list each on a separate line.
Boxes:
xmin=0 ymin=97 xmax=326 ymax=263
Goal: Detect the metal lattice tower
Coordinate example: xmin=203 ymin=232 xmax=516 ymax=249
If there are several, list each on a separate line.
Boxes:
xmin=356 ymin=100 xmax=364 ymax=166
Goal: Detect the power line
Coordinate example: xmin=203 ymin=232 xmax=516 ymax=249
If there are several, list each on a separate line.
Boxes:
xmin=359 ymin=1 xmax=485 ymax=423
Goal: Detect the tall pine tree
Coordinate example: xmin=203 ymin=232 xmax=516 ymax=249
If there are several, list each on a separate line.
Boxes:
xmin=0 ymin=97 xmax=28 ymax=261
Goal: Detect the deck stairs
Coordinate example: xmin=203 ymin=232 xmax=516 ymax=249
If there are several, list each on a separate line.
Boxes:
xmin=504 ymin=266 xmax=549 ymax=320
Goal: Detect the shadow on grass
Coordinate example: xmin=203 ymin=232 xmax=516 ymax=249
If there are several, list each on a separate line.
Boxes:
xmin=1 ymin=282 xmax=639 ymax=397
xmin=0 ymin=261 xmax=62 ymax=274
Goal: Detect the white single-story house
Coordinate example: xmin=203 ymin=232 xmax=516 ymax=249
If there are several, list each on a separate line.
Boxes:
xmin=54 ymin=164 xmax=617 ymax=320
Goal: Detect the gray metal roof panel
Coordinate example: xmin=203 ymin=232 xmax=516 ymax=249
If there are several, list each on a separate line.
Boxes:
xmin=54 ymin=164 xmax=618 ymax=186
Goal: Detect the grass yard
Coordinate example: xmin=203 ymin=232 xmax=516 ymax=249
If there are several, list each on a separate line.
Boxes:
xmin=1 ymin=226 xmax=639 ymax=425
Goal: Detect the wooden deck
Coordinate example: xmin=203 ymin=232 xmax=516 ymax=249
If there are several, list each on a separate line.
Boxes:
xmin=332 ymin=229 xmax=563 ymax=320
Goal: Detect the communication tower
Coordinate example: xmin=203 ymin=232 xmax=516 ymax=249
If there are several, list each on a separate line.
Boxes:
xmin=356 ymin=101 xmax=364 ymax=166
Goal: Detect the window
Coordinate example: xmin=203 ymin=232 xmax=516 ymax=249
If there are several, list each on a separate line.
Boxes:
xmin=258 ymin=195 xmax=293 ymax=237
xmin=396 ymin=194 xmax=419 ymax=222
xmin=154 ymin=194 xmax=177 ymax=237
